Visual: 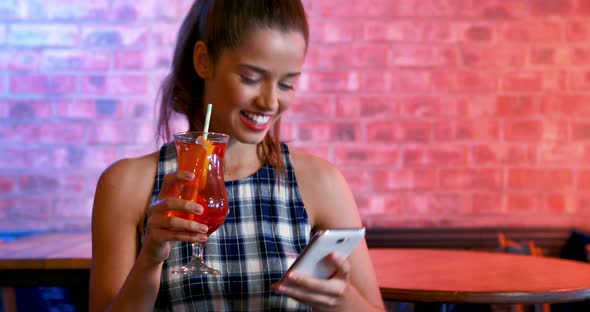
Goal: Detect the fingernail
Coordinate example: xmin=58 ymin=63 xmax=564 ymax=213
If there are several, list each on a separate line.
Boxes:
xmin=190 ymin=222 xmax=202 ymax=231
xmin=187 ymin=202 xmax=202 ymax=213
xmin=181 ymin=171 xmax=195 ymax=180
xmin=187 ymin=201 xmax=197 ymax=209
xmin=288 ymin=272 xmax=298 ymax=281
xmin=332 ymin=252 xmax=346 ymax=261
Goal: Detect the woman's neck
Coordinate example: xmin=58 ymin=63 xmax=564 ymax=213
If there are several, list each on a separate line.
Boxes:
xmin=223 ymin=140 xmax=264 ymax=181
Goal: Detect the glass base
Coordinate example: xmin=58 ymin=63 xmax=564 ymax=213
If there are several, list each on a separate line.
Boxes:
xmin=171 ymin=257 xmax=220 ymax=275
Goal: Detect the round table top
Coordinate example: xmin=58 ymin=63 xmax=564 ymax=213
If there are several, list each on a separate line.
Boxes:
xmin=369 ymin=248 xmax=590 ymax=304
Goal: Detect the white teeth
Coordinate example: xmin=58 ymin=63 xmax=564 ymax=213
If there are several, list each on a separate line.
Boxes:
xmin=243 ymin=112 xmax=270 ymax=125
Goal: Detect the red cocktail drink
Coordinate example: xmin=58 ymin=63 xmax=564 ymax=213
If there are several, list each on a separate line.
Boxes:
xmin=165 ymin=131 xmax=229 ymax=275
xmin=166 ymin=139 xmax=228 ymax=235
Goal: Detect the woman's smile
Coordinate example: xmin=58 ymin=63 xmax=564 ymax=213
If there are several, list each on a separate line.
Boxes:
xmin=240 ymin=111 xmax=273 ymax=131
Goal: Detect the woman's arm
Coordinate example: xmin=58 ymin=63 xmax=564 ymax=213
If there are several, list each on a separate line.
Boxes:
xmin=89 ymin=155 xmax=161 ymax=312
xmin=89 ymin=154 xmax=209 ymax=311
xmin=279 ymin=149 xmax=385 ymax=311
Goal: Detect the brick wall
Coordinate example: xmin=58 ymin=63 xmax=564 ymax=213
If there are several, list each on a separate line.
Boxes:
xmin=1 ymin=0 xmax=590 ymax=232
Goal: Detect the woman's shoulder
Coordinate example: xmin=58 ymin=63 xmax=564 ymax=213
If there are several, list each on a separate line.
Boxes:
xmin=288 ymin=147 xmax=342 ymax=184
xmin=99 ymin=151 xmax=160 ymax=186
xmin=287 ymin=146 xmax=362 ymax=229
xmin=94 ymin=151 xmax=160 ymax=225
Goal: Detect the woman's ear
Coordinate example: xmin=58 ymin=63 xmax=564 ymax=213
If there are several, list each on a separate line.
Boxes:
xmin=193 ymin=41 xmax=212 ymax=79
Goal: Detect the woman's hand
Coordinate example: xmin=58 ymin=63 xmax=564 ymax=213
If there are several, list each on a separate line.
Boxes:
xmin=139 ymin=171 xmax=209 ymax=266
xmin=272 ymin=253 xmax=356 ymax=312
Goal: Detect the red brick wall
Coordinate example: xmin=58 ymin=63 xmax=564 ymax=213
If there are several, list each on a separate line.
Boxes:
xmin=1 ymin=0 xmax=590 ymax=231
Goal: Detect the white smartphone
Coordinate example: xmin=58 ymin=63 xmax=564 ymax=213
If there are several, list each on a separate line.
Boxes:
xmin=281 ymin=228 xmax=366 ymax=280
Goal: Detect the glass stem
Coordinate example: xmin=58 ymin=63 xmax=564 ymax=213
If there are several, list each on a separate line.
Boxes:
xmin=192 ymin=242 xmax=205 ymax=264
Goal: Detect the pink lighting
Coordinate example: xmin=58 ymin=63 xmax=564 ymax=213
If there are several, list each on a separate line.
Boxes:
xmin=1 ymin=0 xmax=590 ymax=232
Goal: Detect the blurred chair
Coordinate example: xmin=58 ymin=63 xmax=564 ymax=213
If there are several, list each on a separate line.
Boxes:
xmin=552 ymin=230 xmax=590 ymax=312
xmin=497 ymin=232 xmax=544 ymax=257
xmin=2 ymin=287 xmax=17 ymax=312
xmin=494 ymin=233 xmax=549 ymax=312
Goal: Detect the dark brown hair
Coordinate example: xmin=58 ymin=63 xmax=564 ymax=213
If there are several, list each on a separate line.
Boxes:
xmin=157 ymin=0 xmax=309 ymax=180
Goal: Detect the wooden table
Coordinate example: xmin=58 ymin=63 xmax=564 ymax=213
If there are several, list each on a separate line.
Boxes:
xmin=0 ymin=232 xmax=91 ymax=311
xmin=0 ymin=232 xmax=90 ymax=273
xmin=370 ymin=248 xmax=590 ymax=304
xmin=2 ymin=233 xmax=590 ymax=306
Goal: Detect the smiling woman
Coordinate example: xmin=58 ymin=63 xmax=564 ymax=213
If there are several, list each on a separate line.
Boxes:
xmin=157 ymin=1 xmax=309 ymax=184
xmin=89 ymin=1 xmax=384 ymax=311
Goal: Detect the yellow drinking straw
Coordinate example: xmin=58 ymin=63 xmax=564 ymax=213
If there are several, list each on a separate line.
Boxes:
xmin=203 ymin=103 xmax=212 ymax=139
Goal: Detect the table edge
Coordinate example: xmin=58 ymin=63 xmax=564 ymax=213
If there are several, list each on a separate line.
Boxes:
xmin=381 ymin=288 xmax=590 ymax=304
xmin=0 ymin=257 xmax=91 ymax=270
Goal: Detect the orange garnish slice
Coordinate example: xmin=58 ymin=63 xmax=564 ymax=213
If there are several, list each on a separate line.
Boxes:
xmin=197 ymin=135 xmax=215 ymax=189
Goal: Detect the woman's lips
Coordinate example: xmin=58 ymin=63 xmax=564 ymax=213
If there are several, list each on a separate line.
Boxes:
xmin=240 ymin=111 xmax=272 ymax=131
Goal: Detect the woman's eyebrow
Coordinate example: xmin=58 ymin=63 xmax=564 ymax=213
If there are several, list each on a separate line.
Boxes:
xmin=238 ymin=64 xmax=301 ymax=78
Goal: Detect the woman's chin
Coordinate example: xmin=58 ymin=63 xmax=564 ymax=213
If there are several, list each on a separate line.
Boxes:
xmin=230 ymin=132 xmax=269 ymax=145
xmin=230 ymin=122 xmax=275 ymax=144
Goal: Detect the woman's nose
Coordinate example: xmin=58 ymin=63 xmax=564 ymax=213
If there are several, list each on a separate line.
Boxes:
xmin=256 ymin=83 xmax=278 ymax=111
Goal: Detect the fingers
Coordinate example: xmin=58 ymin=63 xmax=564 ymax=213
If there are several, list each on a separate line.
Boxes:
xmin=157 ymin=170 xmax=194 ymax=199
xmin=141 ymin=171 xmax=208 ymax=263
xmin=149 ymin=197 xmax=203 ymax=215
xmin=278 ymin=270 xmax=347 ymax=297
xmin=148 ymin=213 xmax=208 ymax=234
xmin=273 ymin=253 xmax=351 ymax=309
xmin=145 ymin=169 xmax=210 ymax=243
xmin=329 ymin=253 xmax=351 ymax=280
xmin=148 ymin=227 xmax=208 ymax=244
xmin=145 ymin=213 xmax=209 ymax=245
xmin=273 ymin=279 xmax=342 ymax=309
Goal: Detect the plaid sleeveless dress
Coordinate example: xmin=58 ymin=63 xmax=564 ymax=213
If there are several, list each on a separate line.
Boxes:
xmin=145 ymin=142 xmax=312 ymax=311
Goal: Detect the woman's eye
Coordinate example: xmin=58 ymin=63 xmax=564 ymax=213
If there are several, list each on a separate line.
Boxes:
xmin=240 ymin=75 xmax=258 ymax=84
xmin=279 ymin=82 xmax=294 ymax=91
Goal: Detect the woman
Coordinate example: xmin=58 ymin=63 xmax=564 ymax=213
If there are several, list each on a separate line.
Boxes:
xmin=89 ymin=0 xmax=384 ymax=311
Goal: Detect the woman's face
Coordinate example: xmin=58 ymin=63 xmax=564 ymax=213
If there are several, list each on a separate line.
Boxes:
xmin=199 ymin=28 xmax=307 ymax=145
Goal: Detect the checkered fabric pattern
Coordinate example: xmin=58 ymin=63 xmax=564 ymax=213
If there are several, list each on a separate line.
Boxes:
xmin=146 ymin=142 xmax=312 ymax=311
